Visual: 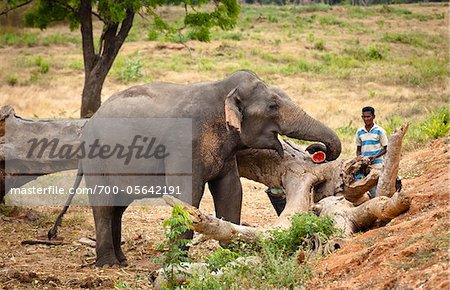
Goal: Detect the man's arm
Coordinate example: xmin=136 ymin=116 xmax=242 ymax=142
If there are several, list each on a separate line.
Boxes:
xmin=369 ymin=145 xmax=387 ymax=163
xmin=357 ymin=145 xmax=362 ymax=157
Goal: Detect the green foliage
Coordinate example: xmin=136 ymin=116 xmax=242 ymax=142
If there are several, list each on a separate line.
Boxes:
xmin=314 ymin=39 xmax=326 ymax=51
xmin=381 ymin=107 xmax=450 ymax=149
xmin=0 ymin=32 xmax=38 ymax=47
xmin=182 ymin=212 xmax=336 ymax=288
xmin=418 ymin=107 xmax=450 ymax=139
xmin=205 ymin=248 xmax=240 ymax=272
xmin=6 ymin=75 xmax=18 ymax=86
xmin=336 ymin=121 xmax=358 ymax=141
xmin=155 ymin=205 xmax=193 ymax=289
xmin=343 ymin=45 xmax=387 ymax=61
xmin=267 ymin=212 xmax=338 ymax=256
xmin=380 ymin=115 xmax=404 ymax=137
xmin=147 ymin=29 xmax=160 ymax=41
xmin=119 ymin=57 xmax=143 ymax=83
xmin=35 ymin=56 xmax=49 ymax=73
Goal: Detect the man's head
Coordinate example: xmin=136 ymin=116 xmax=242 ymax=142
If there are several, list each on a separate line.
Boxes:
xmin=361 ymin=106 xmax=375 ymax=127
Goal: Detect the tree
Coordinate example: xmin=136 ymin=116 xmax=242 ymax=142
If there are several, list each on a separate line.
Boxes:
xmin=1 ymin=0 xmax=240 ymax=117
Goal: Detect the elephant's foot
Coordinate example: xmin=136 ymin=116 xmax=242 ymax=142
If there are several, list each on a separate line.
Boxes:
xmin=115 ymin=249 xmax=128 ymax=266
xmin=95 ymin=255 xmax=120 ymax=267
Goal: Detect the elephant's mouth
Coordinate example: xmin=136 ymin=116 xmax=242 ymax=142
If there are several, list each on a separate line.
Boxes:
xmin=272 ymin=131 xmax=284 ymax=158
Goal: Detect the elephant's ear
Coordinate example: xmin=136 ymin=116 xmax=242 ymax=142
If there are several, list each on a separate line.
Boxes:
xmin=224 ymin=88 xmax=242 ymax=132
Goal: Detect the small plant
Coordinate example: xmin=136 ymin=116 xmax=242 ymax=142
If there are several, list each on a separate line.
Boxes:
xmin=114 ymin=281 xmax=129 ymax=289
xmin=147 ymin=29 xmax=159 ymax=41
xmin=205 ymin=247 xmax=240 ymax=272
xmin=6 ymin=75 xmax=18 ymax=86
xmin=120 ymin=57 xmax=143 ymax=83
xmin=306 ymin=32 xmax=315 ymax=43
xmin=268 ymin=15 xmax=279 ymax=23
xmin=314 ymin=39 xmax=325 ymax=51
xmin=155 ymin=205 xmax=193 ymax=288
xmin=35 ymin=56 xmax=49 ymax=74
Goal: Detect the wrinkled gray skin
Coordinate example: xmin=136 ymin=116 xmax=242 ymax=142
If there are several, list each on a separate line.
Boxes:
xmin=81 ymin=71 xmax=341 ymax=267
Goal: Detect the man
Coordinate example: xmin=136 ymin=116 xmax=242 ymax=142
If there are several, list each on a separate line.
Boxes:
xmin=355 ymin=106 xmax=388 ymax=198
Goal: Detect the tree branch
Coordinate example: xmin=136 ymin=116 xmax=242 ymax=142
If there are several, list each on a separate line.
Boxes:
xmin=79 ymin=0 xmax=97 ymax=74
xmin=0 ymin=0 xmax=33 ymax=16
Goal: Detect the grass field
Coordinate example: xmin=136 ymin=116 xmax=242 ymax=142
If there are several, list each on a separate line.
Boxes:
xmin=0 ymin=3 xmax=448 ymax=157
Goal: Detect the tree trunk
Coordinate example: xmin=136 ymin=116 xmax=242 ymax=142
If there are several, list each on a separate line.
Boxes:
xmin=80 ymin=67 xmax=107 ymax=118
xmin=78 ymin=0 xmax=134 ymax=118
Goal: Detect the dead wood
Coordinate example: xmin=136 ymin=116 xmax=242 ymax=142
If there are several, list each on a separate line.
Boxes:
xmin=21 ymin=239 xmax=65 ymax=246
xmin=163 ymin=195 xmax=262 ymax=244
xmin=0 ymin=105 xmax=86 ymax=201
xmin=376 ymin=124 xmax=409 ymax=197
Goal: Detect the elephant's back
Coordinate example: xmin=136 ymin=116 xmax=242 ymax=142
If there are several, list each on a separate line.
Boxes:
xmin=96 ymin=81 xmax=221 ymax=119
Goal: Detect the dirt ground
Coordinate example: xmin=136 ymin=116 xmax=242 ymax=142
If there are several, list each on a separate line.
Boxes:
xmin=0 ymin=138 xmax=449 ymax=289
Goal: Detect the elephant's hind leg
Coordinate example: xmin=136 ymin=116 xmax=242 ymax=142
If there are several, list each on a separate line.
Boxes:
xmin=92 ymin=206 xmax=120 ymax=267
xmin=112 ymin=206 xmax=128 ymax=266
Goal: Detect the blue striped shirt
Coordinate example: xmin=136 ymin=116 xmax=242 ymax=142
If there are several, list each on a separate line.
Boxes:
xmin=355 ymin=124 xmax=388 ymax=168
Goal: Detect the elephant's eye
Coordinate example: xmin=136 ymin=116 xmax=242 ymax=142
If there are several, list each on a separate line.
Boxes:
xmin=268 ymin=104 xmax=279 ymax=112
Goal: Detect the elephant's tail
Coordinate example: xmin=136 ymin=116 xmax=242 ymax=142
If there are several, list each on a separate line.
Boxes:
xmin=47 ymin=162 xmax=83 ymax=240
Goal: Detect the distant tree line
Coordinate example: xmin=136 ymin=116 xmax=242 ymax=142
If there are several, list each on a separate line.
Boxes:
xmin=242 ymin=0 xmax=448 ymax=5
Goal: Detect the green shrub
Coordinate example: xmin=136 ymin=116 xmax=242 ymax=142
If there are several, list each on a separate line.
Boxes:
xmin=418 ymin=107 xmax=450 ymax=139
xmin=147 ymin=29 xmax=159 ymax=41
xmin=343 ymin=45 xmax=387 ymax=61
xmin=35 ymin=56 xmax=49 ymax=73
xmin=155 ymin=205 xmax=193 ymax=289
xmin=314 ymin=39 xmax=325 ymax=51
xmin=267 ymin=212 xmax=338 ymax=256
xmin=6 ymin=75 xmax=18 ymax=86
xmin=119 ymin=57 xmax=143 ymax=83
xmin=205 ymin=248 xmax=240 ymax=272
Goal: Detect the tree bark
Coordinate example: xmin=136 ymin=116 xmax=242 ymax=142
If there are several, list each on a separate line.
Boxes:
xmin=376 ymin=124 xmax=408 ymax=197
xmin=79 ymin=1 xmax=134 ymax=118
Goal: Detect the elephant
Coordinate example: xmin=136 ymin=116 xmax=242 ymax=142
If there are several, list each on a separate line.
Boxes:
xmin=48 ymin=70 xmax=341 ymax=267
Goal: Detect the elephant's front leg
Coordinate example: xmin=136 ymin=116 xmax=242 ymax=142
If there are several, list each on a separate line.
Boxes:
xmin=92 ymin=206 xmax=120 ymax=267
xmin=208 ymin=160 xmax=243 ymax=225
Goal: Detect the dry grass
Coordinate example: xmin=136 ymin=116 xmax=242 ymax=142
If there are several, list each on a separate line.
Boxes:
xmin=0 ymin=3 xmax=448 ymax=157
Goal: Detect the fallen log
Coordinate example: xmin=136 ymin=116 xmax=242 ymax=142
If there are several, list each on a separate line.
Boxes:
xmin=0 ymin=105 xmax=86 ymax=201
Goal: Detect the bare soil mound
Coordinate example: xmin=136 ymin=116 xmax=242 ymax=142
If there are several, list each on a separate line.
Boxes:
xmin=307 ymin=137 xmax=449 ymax=289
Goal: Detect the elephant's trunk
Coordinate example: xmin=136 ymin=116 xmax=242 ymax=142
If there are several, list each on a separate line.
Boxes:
xmin=279 ymin=101 xmax=342 ymax=161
